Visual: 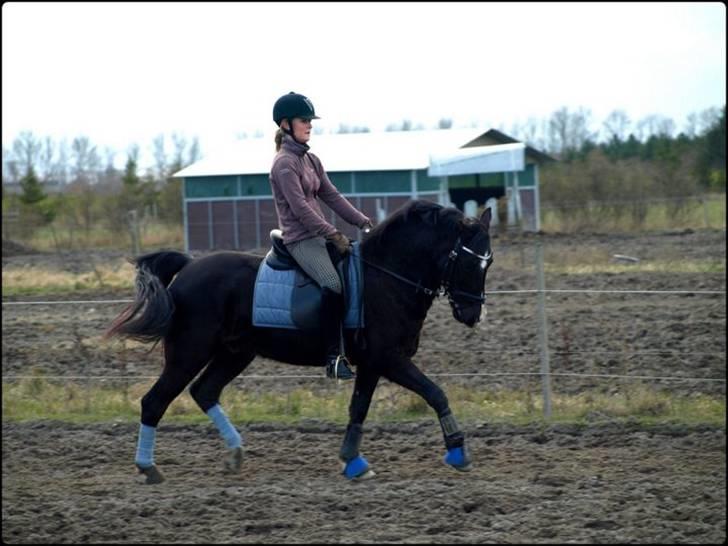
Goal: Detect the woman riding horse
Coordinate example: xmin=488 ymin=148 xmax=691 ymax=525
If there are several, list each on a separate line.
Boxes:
xmin=271 ymin=91 xmax=372 ymax=380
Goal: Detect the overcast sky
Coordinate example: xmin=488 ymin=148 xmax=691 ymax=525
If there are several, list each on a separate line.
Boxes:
xmin=2 ymin=2 xmax=725 ymax=169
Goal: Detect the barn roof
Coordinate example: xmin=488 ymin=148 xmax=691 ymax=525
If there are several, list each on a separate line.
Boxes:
xmin=173 ymin=128 xmax=553 ymax=178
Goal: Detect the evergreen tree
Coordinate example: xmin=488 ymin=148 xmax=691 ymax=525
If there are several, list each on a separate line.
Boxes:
xmin=19 ymin=166 xmax=46 ymax=205
xmin=122 ymin=154 xmax=140 ymax=190
xmin=697 ymin=106 xmax=726 ymax=190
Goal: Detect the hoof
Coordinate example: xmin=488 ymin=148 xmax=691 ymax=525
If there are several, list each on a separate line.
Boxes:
xmin=341 ymin=455 xmax=375 ymax=481
xmin=137 ymin=464 xmax=165 ymax=484
xmin=224 ymin=447 xmax=243 ymax=473
xmin=444 ymin=447 xmax=472 ymax=472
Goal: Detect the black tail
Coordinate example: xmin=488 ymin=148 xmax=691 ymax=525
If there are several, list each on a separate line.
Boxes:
xmin=105 ymin=250 xmax=192 ymax=344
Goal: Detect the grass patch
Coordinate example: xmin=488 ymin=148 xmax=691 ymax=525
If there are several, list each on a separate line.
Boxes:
xmin=3 ymin=378 xmax=724 ymax=427
xmin=22 ymin=222 xmax=183 ymax=253
xmin=548 ymin=258 xmax=725 ymax=275
xmin=541 ymin=194 xmax=726 ymax=233
xmin=2 ymin=262 xmax=136 ymax=296
xmin=4 ymin=245 xmax=723 ymax=298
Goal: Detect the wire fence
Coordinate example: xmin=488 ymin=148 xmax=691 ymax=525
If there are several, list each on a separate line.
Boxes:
xmin=3 ymin=232 xmax=726 ymax=420
xmin=2 ymin=287 xmax=726 ymax=307
xmin=3 ymin=289 xmax=725 ymax=388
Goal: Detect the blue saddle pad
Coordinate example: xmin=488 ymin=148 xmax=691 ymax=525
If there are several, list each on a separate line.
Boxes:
xmin=252 ymin=242 xmax=364 ymax=330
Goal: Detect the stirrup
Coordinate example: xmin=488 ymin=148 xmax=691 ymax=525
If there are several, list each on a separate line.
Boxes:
xmin=326 ymin=355 xmax=355 ymax=380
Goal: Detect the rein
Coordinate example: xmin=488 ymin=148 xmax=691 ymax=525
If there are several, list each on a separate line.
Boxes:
xmin=360 ymin=257 xmax=440 ymax=296
xmin=360 ymin=237 xmax=490 ymax=304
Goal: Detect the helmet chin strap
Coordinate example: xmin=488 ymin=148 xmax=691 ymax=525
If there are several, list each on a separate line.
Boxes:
xmin=282 ymin=118 xmax=306 ymax=145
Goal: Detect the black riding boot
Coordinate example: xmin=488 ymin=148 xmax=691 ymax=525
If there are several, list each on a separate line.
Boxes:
xmin=320 ymin=287 xmax=355 ymax=380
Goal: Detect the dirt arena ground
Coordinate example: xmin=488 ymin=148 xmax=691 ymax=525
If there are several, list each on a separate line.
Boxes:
xmin=2 ymin=229 xmax=726 ymax=543
xmin=2 ymin=420 xmax=725 ymax=544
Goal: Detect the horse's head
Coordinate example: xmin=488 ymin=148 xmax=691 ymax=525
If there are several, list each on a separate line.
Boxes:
xmin=440 ymin=207 xmax=493 ymax=327
xmin=363 ymin=200 xmax=494 ymax=328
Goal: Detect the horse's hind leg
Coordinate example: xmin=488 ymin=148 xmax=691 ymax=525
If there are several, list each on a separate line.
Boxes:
xmin=189 ymin=346 xmax=255 ymax=474
xmin=135 ymin=365 xmax=204 ymax=484
xmin=135 ymin=335 xmax=215 ymax=484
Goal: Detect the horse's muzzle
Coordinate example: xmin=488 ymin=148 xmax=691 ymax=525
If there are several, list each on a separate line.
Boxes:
xmin=452 ymin=303 xmax=482 ymax=328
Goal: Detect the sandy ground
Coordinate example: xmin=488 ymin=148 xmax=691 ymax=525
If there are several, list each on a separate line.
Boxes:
xmin=2 ymin=229 xmax=726 ymax=543
xmin=2 ymin=420 xmax=725 ymax=544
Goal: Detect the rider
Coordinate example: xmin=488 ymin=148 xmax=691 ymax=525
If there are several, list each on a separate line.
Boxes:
xmin=269 ymin=92 xmax=372 ymax=380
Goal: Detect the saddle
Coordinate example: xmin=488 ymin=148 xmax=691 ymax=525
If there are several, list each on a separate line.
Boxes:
xmin=252 ymin=230 xmax=364 ymax=331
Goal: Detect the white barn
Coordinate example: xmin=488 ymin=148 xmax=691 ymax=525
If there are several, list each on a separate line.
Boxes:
xmin=173 ymin=128 xmax=553 ymax=251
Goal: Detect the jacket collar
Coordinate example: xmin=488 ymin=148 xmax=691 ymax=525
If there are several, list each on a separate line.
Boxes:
xmin=281 ymin=133 xmax=310 ymax=157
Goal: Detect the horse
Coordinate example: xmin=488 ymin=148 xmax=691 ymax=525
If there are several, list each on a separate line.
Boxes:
xmin=106 ymin=199 xmax=494 ymax=484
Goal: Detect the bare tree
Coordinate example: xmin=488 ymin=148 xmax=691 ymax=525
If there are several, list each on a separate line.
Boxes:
xmin=547 ymin=107 xmax=597 ymax=156
xmin=171 ymin=133 xmax=187 ymax=171
xmin=521 ymin=117 xmax=545 ymax=149
xmin=2 ymin=145 xmax=21 ymax=187
xmin=71 ymin=136 xmax=100 ymax=184
xmin=153 ymin=134 xmax=167 ymax=180
xmin=69 ymin=136 xmax=101 ymax=241
xmin=55 ymin=139 xmax=70 ymax=186
xmin=12 ymin=131 xmax=42 ymax=175
xmin=603 ymin=110 xmax=631 ymax=142
xmin=635 ymin=114 xmax=675 ymax=141
xmin=38 ymin=137 xmax=55 ymax=182
xmin=685 ymin=112 xmax=700 ymax=138
xmin=548 ymin=107 xmax=570 ymax=155
xmin=697 ymin=106 xmax=721 ymax=136
xmin=97 ymin=147 xmax=119 ymax=192
xmin=188 ymin=137 xmax=201 ymax=165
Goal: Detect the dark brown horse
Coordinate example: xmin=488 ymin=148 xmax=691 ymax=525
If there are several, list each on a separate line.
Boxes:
xmin=107 ymin=200 xmax=493 ymax=483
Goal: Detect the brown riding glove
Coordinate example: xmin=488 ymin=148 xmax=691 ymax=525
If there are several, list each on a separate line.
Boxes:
xmin=327 ymin=231 xmax=351 ymax=257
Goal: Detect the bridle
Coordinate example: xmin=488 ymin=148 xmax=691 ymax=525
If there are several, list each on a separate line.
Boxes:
xmin=359 ymin=235 xmax=492 ymax=307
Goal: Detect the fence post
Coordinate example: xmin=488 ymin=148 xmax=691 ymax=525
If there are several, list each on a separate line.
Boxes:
xmin=535 ymin=240 xmax=553 ymax=419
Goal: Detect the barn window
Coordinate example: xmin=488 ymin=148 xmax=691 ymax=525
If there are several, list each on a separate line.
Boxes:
xmin=355 ymin=170 xmax=410 ymax=193
xmin=185 ymin=176 xmax=238 ymax=198
xmin=239 ymin=175 xmax=272 ymax=196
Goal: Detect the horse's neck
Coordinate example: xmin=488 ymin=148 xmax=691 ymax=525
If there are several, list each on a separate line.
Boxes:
xmin=362 ymin=226 xmax=453 ymax=289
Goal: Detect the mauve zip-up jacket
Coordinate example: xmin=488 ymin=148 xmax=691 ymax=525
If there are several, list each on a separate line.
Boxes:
xmin=269 ymin=134 xmax=369 ymax=245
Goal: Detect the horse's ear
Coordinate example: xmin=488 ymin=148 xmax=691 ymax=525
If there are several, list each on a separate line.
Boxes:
xmin=479 ymin=207 xmax=492 ymax=230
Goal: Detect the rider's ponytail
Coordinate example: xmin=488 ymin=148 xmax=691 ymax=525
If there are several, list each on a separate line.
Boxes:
xmin=274 ymin=128 xmax=285 ymax=151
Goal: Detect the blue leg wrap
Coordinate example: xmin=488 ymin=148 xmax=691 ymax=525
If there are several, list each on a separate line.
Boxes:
xmin=342 ymin=455 xmax=370 ymax=480
xmin=444 ymin=446 xmax=470 ymax=469
xmin=135 ymin=423 xmax=156 ymax=468
xmin=206 ymin=404 xmax=242 ymax=449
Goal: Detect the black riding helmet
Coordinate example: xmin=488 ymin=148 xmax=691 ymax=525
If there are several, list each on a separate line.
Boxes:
xmin=273 ymin=92 xmax=320 ymax=127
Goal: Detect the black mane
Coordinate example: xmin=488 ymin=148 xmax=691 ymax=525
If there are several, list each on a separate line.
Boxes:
xmin=361 ymin=199 xmax=466 ymax=256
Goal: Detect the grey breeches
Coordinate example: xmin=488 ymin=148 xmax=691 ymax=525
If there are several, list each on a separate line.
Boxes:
xmin=286 ymin=236 xmax=342 ymax=294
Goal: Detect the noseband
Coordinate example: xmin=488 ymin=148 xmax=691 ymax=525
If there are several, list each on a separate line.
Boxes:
xmin=361 ymin=236 xmax=490 ymax=306
xmin=441 ymin=236 xmax=490 ymax=305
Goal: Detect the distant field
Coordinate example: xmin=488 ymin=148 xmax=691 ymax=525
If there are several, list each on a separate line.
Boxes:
xmin=541 ymin=193 xmax=725 ymax=233
xmin=6 ymin=193 xmax=726 ymax=254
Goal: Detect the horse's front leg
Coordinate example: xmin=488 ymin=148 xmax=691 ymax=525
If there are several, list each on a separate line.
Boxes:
xmin=339 ymin=368 xmax=379 ymax=480
xmin=383 ymin=358 xmax=472 ymax=472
